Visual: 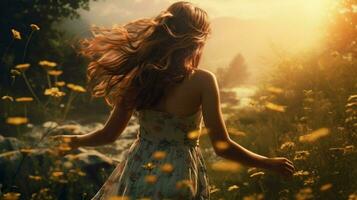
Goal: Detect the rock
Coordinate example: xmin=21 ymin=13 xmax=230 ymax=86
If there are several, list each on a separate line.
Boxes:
xmin=0 ymin=135 xmax=24 ymax=153
xmin=0 ymin=119 xmax=140 ymax=199
xmin=0 ymin=147 xmax=117 ymax=200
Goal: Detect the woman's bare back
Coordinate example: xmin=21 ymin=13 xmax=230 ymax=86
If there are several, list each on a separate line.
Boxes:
xmin=147 ymin=69 xmax=204 ymax=117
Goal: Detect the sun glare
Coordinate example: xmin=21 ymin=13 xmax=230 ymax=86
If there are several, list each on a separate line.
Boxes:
xmin=299 ymin=0 xmax=336 ymax=23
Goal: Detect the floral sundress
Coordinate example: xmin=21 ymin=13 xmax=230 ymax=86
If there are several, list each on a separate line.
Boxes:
xmin=91 ymin=109 xmax=210 ymax=200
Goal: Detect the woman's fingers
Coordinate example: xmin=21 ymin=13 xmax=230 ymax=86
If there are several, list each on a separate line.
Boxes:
xmin=285 ymin=162 xmax=295 ymax=171
xmin=279 ymin=160 xmax=295 ymax=177
xmin=285 ymin=158 xmax=293 ymax=165
xmin=286 ymin=166 xmax=294 ymax=174
xmin=269 ymin=157 xmax=295 ymax=178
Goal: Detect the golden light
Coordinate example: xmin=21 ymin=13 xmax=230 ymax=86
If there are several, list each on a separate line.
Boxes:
xmin=82 ymin=0 xmax=340 ymax=75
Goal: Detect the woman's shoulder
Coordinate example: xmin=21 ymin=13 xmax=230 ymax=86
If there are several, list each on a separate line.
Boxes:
xmin=191 ymin=68 xmax=217 ymax=82
xmin=186 ymin=68 xmax=218 ymax=94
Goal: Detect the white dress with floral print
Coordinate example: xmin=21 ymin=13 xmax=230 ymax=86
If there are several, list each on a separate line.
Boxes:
xmin=91 ymin=109 xmax=210 ymax=200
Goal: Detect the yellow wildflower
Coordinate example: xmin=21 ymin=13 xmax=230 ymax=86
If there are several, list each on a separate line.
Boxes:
xmin=47 ymin=70 xmax=63 ymax=76
xmin=62 ymin=136 xmax=72 ymax=143
xmin=187 ymin=130 xmax=200 ymax=139
xmin=250 ymin=171 xmax=265 ymax=178
xmin=1 ymin=151 xmax=17 ymax=159
xmin=108 ymin=196 xmax=130 ymax=200
xmin=228 ymin=127 xmax=246 ymax=137
xmin=52 ymin=171 xmax=64 ymax=177
xmin=44 ymin=87 xmax=66 ymax=97
xmin=15 ymin=97 xmax=34 ymax=102
xmin=266 ymin=86 xmax=283 ymax=94
xmin=265 ymin=102 xmax=286 ymax=112
xmin=293 ymin=170 xmax=310 ymax=177
xmin=210 ymin=188 xmax=220 ymax=194
xmin=2 ymin=192 xmax=21 ymax=200
xmin=15 ymin=63 xmax=30 ymax=71
xmin=294 ymin=150 xmax=310 ymax=161
xmin=19 ymin=148 xmax=36 ymax=155
xmin=344 ymin=145 xmax=355 ymax=154
xmin=6 ymin=117 xmax=28 ymax=125
xmin=57 ymin=143 xmax=71 ymax=152
xmin=295 ymin=188 xmax=313 ymax=200
xmin=201 ymin=127 xmax=209 ymax=136
xmin=243 ymin=194 xmax=264 ymax=200
xmin=304 ymin=177 xmax=315 ymax=186
xmin=211 ymin=160 xmax=241 ymax=172
xmin=76 ymin=169 xmax=86 ymax=176
xmin=10 ymin=69 xmax=21 ymax=76
xmin=214 ymin=141 xmax=230 ymax=151
xmin=348 ymin=193 xmax=357 ymax=200
xmin=28 ymin=175 xmax=42 ymax=181
xmin=176 ymin=179 xmax=194 ymax=190
xmin=65 ymin=154 xmax=79 ymax=161
xmin=227 ymin=185 xmax=239 ymax=191
xmin=160 ymin=163 xmax=174 ymax=173
xmin=39 ymin=60 xmax=57 ymax=68
xmin=55 ymin=81 xmax=66 ymax=87
xmin=11 ymin=29 xmax=21 ymax=40
xmin=63 ymin=161 xmax=73 ymax=169
xmin=2 ymin=95 xmax=14 ymax=101
xmin=209 ymin=186 xmax=220 ymax=194
xmin=67 ymin=83 xmax=86 ymax=93
xmin=152 ymin=151 xmax=166 ymax=160
xmin=144 ymin=175 xmax=157 ymax=184
xmin=280 ymin=141 xmax=295 ymax=150
xmin=320 ymin=183 xmax=333 ymax=191
xmin=30 ymin=24 xmax=40 ymax=31
xmin=299 ymin=128 xmax=330 ymax=143
xmin=247 ymin=167 xmax=258 ymax=174
xmin=67 ymin=83 xmax=75 ymax=88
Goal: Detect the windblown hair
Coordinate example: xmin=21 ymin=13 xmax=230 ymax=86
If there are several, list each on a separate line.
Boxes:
xmin=79 ymin=1 xmax=211 ymax=110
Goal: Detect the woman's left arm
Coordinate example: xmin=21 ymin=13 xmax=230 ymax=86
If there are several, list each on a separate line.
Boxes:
xmin=57 ymin=99 xmax=134 ymax=148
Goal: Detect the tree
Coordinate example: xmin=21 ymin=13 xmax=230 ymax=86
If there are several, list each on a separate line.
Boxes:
xmin=326 ymin=0 xmax=357 ymax=54
xmin=216 ymin=53 xmax=249 ymax=88
xmin=0 ymin=0 xmax=96 ymax=89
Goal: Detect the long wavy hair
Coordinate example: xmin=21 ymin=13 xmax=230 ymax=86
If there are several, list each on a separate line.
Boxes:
xmin=79 ymin=1 xmax=211 ymax=110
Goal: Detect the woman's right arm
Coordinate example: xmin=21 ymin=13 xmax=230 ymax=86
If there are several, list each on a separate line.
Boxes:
xmin=198 ymin=69 xmax=295 ymax=177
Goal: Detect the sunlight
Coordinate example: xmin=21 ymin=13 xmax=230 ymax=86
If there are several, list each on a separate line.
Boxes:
xmin=2 ymin=0 xmax=356 ymax=198
xmin=303 ymin=0 xmax=329 ymax=19
xmin=190 ymin=0 xmax=336 ymax=21
xmin=78 ymin=0 xmax=340 ymax=74
xmin=293 ymin=0 xmax=338 ymax=26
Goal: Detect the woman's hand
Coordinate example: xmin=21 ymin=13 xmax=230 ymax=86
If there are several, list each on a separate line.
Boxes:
xmin=264 ymin=157 xmax=295 ymax=178
xmin=49 ymin=135 xmax=80 ymax=150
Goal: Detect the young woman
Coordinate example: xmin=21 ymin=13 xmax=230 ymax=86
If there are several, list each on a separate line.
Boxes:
xmin=54 ymin=1 xmax=295 ymax=199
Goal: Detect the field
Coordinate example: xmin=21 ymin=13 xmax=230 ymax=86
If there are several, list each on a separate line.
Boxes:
xmin=0 ymin=0 xmax=356 ymax=199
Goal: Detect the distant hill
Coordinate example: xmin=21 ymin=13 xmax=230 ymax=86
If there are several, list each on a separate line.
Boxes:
xmin=200 ymin=17 xmax=273 ymax=79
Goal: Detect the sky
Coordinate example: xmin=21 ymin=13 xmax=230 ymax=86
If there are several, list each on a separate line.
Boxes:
xmin=77 ymin=0 xmax=337 ymax=82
